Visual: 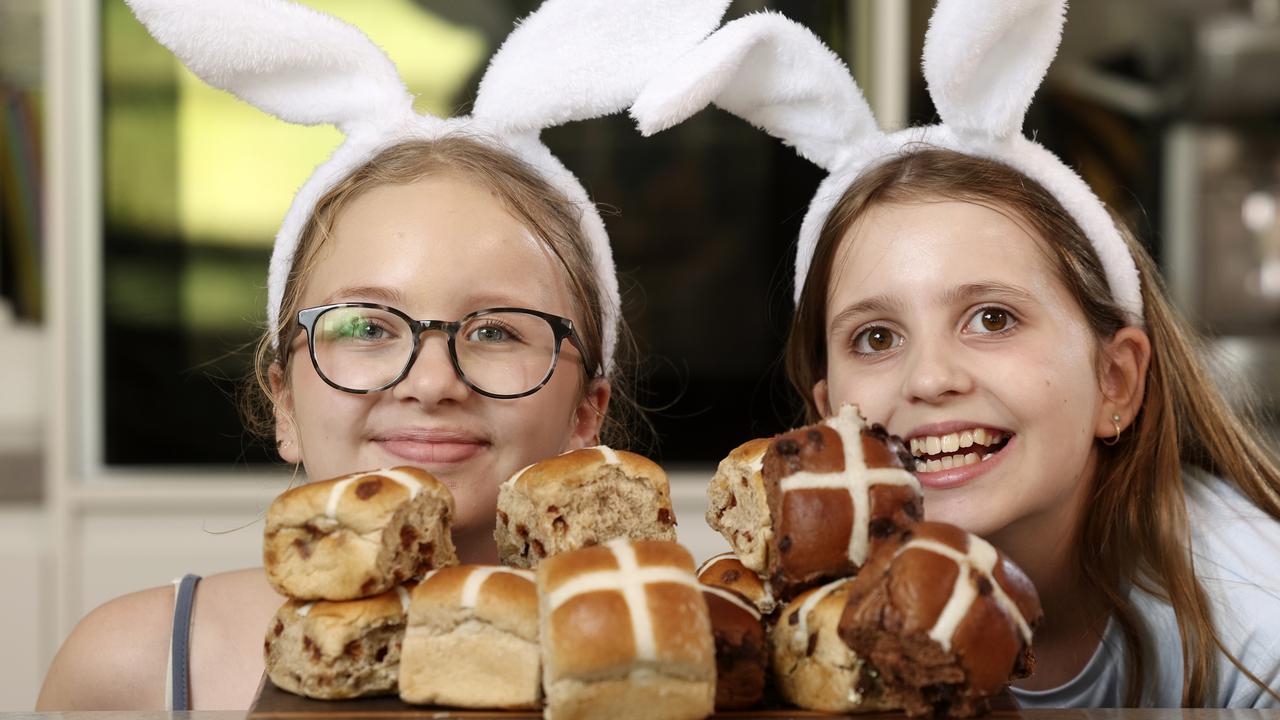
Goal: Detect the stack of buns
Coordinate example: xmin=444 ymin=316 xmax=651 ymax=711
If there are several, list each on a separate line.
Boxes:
xmin=262 ymin=467 xmax=458 ymax=698
xmin=701 ymin=404 xmax=1043 ymax=717
xmin=261 ymin=447 xmax=709 ymax=719
xmin=258 ymin=421 xmax=1043 ymax=718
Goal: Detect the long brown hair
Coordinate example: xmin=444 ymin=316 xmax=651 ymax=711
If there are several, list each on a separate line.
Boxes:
xmin=242 ymin=134 xmax=642 ymax=449
xmin=786 ymin=147 xmax=1280 ymax=705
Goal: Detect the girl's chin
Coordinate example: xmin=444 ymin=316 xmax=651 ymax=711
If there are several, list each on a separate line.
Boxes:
xmin=917 ymin=495 xmax=990 ymax=535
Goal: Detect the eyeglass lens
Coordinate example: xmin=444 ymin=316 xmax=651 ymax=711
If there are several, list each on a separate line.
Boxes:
xmin=311 ymin=306 xmax=559 ymax=395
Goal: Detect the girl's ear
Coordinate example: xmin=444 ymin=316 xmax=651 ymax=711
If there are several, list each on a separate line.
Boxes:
xmin=812 ymin=378 xmax=832 ymax=419
xmin=269 ymin=363 xmax=302 ymax=464
xmin=569 ymin=379 xmax=612 ymax=450
xmin=1096 ymin=326 xmax=1151 ymax=437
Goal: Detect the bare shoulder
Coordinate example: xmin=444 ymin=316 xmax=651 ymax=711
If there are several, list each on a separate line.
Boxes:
xmin=36 ymin=582 xmax=177 ymax=710
xmin=37 ymin=568 xmax=286 ymax=711
xmin=189 ymin=567 xmax=288 ymax=710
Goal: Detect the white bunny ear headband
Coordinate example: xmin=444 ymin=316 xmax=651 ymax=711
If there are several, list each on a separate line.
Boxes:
xmin=631 ymin=0 xmax=1144 ymax=326
xmin=124 ymin=0 xmax=733 ymax=372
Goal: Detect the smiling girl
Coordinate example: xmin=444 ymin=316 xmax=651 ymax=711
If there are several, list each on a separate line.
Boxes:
xmin=630 ymin=0 xmax=1280 ymax=706
xmin=36 ymin=0 xmax=732 ymax=709
xmin=786 ymin=147 xmax=1280 ymax=706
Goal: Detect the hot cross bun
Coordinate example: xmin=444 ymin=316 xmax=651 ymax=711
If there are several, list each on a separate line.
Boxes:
xmin=537 ymin=538 xmax=715 ymax=720
xmin=264 ymin=585 xmax=411 ymax=699
xmin=399 ymin=564 xmax=540 ymax=709
xmin=838 ymin=521 xmax=1043 ymax=717
xmin=762 ymin=404 xmax=921 ymax=597
xmin=264 ymin=467 xmax=458 ymax=601
xmin=495 ymin=446 xmax=677 ymax=569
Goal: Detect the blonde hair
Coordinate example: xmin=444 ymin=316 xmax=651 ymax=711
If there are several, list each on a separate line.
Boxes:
xmin=786 ymin=147 xmax=1280 ymax=705
xmin=243 ymin=135 xmax=640 ymax=448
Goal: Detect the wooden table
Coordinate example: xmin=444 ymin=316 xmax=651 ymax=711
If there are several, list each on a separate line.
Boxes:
xmin=2 ymin=707 xmax=1280 ymax=712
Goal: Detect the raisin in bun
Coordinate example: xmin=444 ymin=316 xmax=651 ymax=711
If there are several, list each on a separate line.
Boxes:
xmin=264 ymin=467 xmax=458 ymax=600
xmin=538 ymin=538 xmax=715 ymax=720
xmin=399 ymin=565 xmax=540 ymax=709
xmin=838 ymin=522 xmax=1043 ymax=718
xmin=264 ymin=585 xmax=410 ymax=699
xmin=495 ymin=446 xmax=676 ymax=569
xmin=762 ymin=404 xmax=921 ymax=597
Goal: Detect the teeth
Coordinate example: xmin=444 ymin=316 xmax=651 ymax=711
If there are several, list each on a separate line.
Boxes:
xmin=911 ymin=427 xmax=1007 ymax=457
xmin=917 ymin=452 xmax=984 ymax=473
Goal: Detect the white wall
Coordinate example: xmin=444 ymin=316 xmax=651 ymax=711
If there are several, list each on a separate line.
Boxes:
xmin=0 ymin=508 xmax=47 ymax=711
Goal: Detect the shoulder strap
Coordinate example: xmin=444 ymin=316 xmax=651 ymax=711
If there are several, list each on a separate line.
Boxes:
xmin=166 ymin=574 xmax=202 ymax=711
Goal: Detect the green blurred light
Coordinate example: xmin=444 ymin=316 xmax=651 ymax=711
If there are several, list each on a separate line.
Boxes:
xmin=175 ymin=0 xmax=488 ymax=247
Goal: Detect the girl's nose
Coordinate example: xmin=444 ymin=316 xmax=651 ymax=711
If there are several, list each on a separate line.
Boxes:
xmin=391 ymin=334 xmax=470 ymax=405
xmin=901 ymin=336 xmax=975 ymax=404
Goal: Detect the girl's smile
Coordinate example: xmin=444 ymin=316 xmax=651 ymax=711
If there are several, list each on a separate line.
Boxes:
xmin=371 ymin=426 xmax=492 ymax=467
xmin=905 ymin=423 xmax=1015 ymax=489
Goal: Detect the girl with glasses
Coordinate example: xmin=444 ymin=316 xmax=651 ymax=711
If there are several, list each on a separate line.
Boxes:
xmin=38 ymin=0 xmax=728 ymax=710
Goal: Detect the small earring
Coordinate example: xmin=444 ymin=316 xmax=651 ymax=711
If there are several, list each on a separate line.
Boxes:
xmin=1102 ymin=413 xmax=1122 ymax=446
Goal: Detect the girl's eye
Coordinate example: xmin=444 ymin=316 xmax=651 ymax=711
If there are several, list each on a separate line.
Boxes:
xmin=852 ymin=325 xmax=902 ymax=355
xmin=338 ymin=316 xmax=389 ymax=340
xmin=965 ymin=307 xmax=1016 ymax=334
xmin=467 ymin=323 xmax=515 ymax=343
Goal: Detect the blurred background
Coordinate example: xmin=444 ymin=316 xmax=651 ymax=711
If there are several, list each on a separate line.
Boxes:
xmin=1 ymin=0 xmax=1278 ymax=708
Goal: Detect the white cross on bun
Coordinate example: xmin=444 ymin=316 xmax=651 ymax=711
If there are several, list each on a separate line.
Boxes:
xmin=264 ymin=467 xmax=458 ymax=600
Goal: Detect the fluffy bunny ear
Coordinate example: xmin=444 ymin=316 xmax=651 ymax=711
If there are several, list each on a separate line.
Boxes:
xmin=923 ymin=0 xmax=1067 ymax=139
xmin=123 ymin=0 xmax=416 ymax=134
xmin=472 ymin=0 xmax=732 ymax=133
xmin=630 ymin=12 xmax=879 ymax=172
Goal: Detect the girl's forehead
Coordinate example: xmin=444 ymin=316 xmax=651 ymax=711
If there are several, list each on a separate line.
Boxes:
xmin=301 ymin=177 xmax=573 ymax=316
xmin=829 ymin=200 xmax=1065 ymax=312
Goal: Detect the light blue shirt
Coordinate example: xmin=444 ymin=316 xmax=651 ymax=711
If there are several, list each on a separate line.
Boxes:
xmin=1013 ymin=468 xmax=1280 ymax=708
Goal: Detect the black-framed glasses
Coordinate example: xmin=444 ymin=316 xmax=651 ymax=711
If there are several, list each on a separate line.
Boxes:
xmin=292 ymin=303 xmax=593 ymax=399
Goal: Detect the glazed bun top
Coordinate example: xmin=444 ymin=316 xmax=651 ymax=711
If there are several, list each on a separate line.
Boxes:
xmin=504 ymin=446 xmax=669 ymax=496
xmin=266 ymin=466 xmax=452 ymax=535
